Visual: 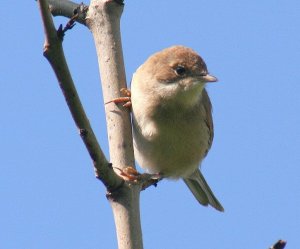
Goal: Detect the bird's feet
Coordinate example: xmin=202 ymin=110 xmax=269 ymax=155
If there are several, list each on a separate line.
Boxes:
xmin=115 ymin=166 xmax=141 ymax=182
xmin=114 ymin=166 xmax=162 ymax=190
xmin=105 ymin=88 xmax=131 ymax=108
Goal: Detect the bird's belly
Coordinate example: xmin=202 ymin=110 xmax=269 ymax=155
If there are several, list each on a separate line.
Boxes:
xmin=133 ymin=120 xmax=210 ymax=178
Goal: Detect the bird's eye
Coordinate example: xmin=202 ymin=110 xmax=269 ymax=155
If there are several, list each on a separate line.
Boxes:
xmin=174 ymin=66 xmax=186 ymax=76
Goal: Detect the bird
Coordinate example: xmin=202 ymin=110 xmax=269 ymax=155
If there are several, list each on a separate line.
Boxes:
xmin=130 ymin=45 xmax=224 ymax=211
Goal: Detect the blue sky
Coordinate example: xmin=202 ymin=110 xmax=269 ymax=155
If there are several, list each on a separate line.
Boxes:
xmin=1 ymin=1 xmax=299 ymax=248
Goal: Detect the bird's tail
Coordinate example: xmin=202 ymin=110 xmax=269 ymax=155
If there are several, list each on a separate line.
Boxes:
xmin=183 ymin=169 xmax=224 ymax=212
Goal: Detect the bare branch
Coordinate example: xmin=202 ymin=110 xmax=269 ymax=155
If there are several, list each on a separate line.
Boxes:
xmin=86 ymin=0 xmax=133 ymax=172
xmin=38 ymin=0 xmax=145 ymax=248
xmin=86 ymin=0 xmax=143 ymax=248
xmin=37 ymin=0 xmax=123 ymax=191
xmin=42 ymin=0 xmax=88 ymax=25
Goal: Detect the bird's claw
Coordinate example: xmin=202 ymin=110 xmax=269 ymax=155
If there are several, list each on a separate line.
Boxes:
xmin=105 ymin=88 xmax=132 ymax=108
xmin=114 ymin=166 xmax=162 ymax=189
xmin=115 ymin=166 xmax=141 ymax=182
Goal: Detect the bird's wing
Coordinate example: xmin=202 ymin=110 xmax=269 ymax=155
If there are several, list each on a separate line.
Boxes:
xmin=184 ymin=88 xmax=224 ymax=211
xmin=201 ymin=88 xmax=214 ymax=157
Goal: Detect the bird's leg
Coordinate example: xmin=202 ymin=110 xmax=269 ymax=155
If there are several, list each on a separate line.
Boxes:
xmin=105 ymin=88 xmax=132 ymax=108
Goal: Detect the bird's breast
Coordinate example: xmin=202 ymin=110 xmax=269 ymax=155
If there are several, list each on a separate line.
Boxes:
xmin=133 ymin=106 xmax=210 ymax=178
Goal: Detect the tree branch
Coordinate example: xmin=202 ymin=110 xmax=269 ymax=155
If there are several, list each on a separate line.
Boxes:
xmin=86 ymin=0 xmax=143 ymax=248
xmin=269 ymin=240 xmax=287 ymax=249
xmin=44 ymin=0 xmax=88 ymax=25
xmin=38 ymin=0 xmax=144 ymax=248
xmin=37 ymin=0 xmax=123 ymax=191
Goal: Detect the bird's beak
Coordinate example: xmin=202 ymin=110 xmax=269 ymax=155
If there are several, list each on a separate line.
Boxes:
xmin=201 ymin=74 xmax=218 ymax=83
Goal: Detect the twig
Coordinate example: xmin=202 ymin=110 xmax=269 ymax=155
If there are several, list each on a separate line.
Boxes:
xmin=48 ymin=0 xmax=88 ymax=25
xmin=37 ymin=0 xmax=123 ymax=191
xmin=269 ymin=240 xmax=287 ymax=249
xmin=57 ymin=13 xmax=78 ymax=40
